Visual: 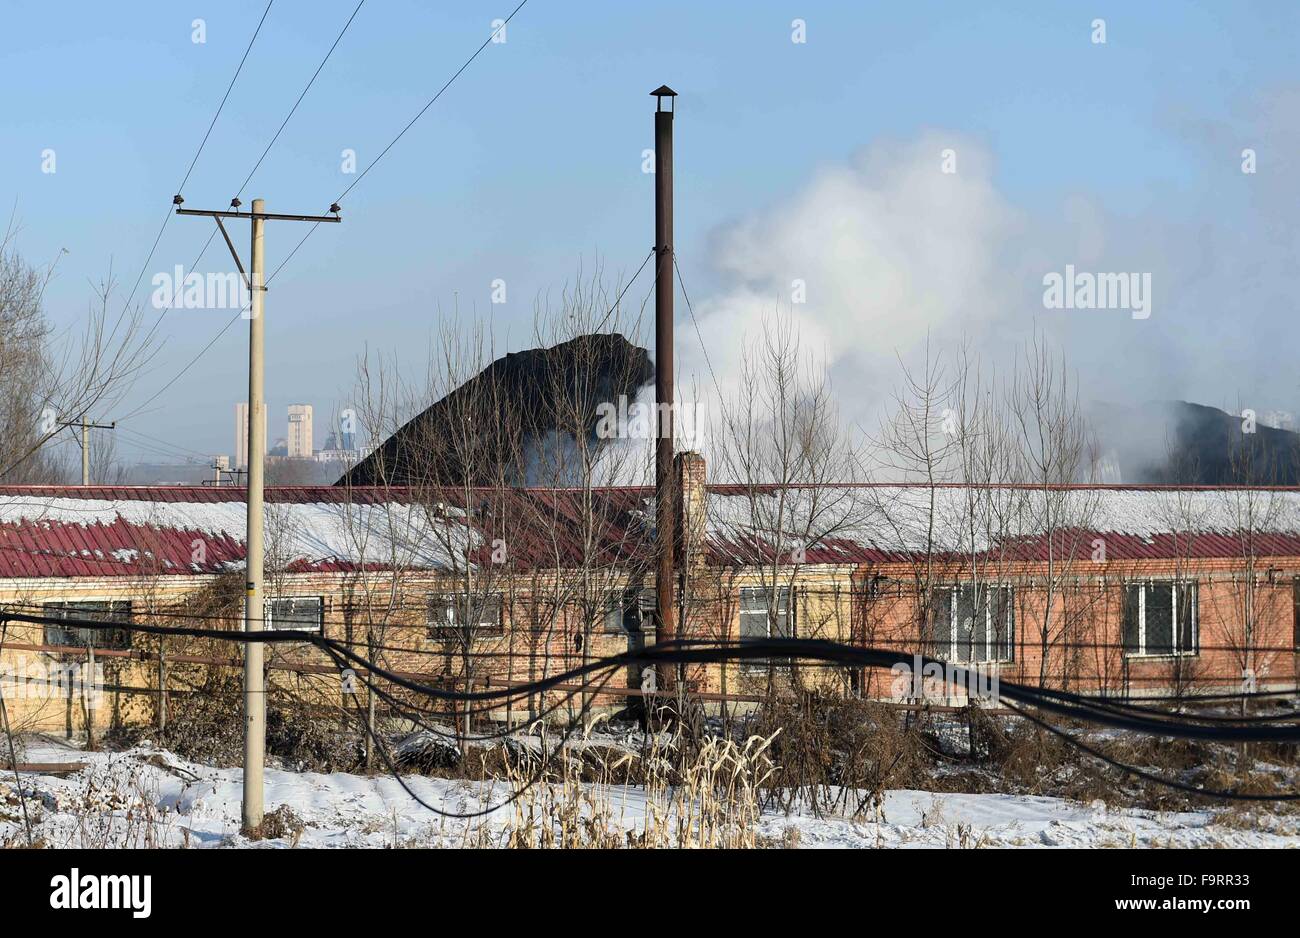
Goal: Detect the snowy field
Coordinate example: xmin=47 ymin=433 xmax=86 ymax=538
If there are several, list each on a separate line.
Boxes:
xmin=3 ymin=740 xmax=1297 ymax=848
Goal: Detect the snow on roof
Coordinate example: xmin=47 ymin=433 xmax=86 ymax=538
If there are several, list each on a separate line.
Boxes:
xmin=705 ymin=485 xmax=1300 ymax=563
xmin=0 ymin=487 xmax=474 ymax=578
xmin=2 ymin=484 xmax=1300 ymax=578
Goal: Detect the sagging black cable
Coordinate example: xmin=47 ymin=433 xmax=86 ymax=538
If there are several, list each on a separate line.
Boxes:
xmin=5 ymin=606 xmax=1300 ymax=744
xmin=1006 ymin=679 xmax=1300 ymax=726
xmin=340 ymin=649 xmax=624 ymax=746
xmin=324 ymin=636 xmax=1300 ymax=744
xmin=1000 ymin=699 xmax=1300 ymax=802
xmin=323 ymin=641 xmax=622 ymax=820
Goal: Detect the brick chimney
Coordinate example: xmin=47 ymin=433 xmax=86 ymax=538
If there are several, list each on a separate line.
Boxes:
xmin=675 ymin=450 xmax=707 ymax=565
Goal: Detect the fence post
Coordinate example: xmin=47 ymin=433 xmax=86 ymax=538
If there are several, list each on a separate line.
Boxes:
xmin=85 ymin=644 xmax=96 ymax=751
xmin=158 ymin=637 xmax=168 ymax=739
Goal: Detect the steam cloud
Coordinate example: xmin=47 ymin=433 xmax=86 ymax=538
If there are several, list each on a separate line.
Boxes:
xmin=671 ymin=86 xmax=1300 ymax=479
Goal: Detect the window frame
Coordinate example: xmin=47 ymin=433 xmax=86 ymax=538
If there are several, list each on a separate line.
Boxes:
xmin=603 ymin=588 xmax=656 ymax=634
xmin=1293 ymin=576 xmax=1300 ymax=650
xmin=738 ymin=585 xmax=794 ymax=670
xmin=264 ymin=596 xmax=325 ymax=634
xmin=41 ymin=600 xmax=133 ymax=650
xmin=929 ymin=584 xmax=1015 ymax=664
xmin=1122 ymin=580 xmax=1198 ymax=658
xmin=427 ymin=591 xmax=505 ymax=639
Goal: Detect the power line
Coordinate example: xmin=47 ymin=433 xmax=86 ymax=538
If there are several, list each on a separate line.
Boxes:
xmin=673 ymin=254 xmax=723 ymax=403
xmin=106 ymin=0 xmax=274 ymax=410
xmin=334 ymin=0 xmax=528 ymax=206
xmin=123 ymin=4 xmax=529 ymax=420
xmin=234 ymin=0 xmax=367 ymax=199
xmin=116 ymin=0 xmax=273 ymax=318
xmin=6 ymin=595 xmax=1299 ymax=658
xmin=128 ymin=0 xmax=357 ymax=418
xmin=176 ymin=0 xmax=276 ymax=197
xmin=116 ymin=232 xmax=307 ymax=422
xmin=593 ymin=248 xmax=656 ymax=333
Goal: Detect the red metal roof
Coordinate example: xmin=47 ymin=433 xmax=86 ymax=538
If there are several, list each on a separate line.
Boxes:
xmin=0 ymin=486 xmax=656 ymax=579
xmin=2 ymin=485 xmax=1300 ymax=579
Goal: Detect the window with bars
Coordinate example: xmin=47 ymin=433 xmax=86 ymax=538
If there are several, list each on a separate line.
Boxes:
xmin=42 ymin=601 xmax=133 ymax=649
xmin=428 ymin=592 xmax=504 ymax=638
xmin=603 ymin=589 xmax=656 ymax=633
xmin=1121 ymin=581 xmax=1198 ymax=657
xmin=265 ymin=597 xmax=324 ymax=633
xmin=928 ymin=585 xmax=1014 ymax=663
xmin=739 ymin=586 xmax=793 ymax=642
xmin=738 ymin=586 xmax=793 ymax=670
xmin=1293 ymin=577 xmax=1300 ymax=649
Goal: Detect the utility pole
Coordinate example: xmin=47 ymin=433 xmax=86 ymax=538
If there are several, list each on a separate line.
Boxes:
xmin=175 ymin=194 xmax=341 ymax=832
xmin=245 ymin=199 xmax=267 ymax=834
xmin=651 ymin=85 xmax=677 ymax=692
xmin=56 ymin=417 xmax=115 ymax=485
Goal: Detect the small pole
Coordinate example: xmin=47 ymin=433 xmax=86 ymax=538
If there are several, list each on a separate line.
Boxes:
xmin=85 ymin=644 xmax=96 ymax=751
xmin=58 ymin=416 xmax=115 ymax=485
xmin=158 ymin=636 xmax=168 ymax=739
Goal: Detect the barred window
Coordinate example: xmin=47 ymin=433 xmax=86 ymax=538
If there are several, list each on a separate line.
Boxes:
xmin=265 ymin=597 xmax=324 ymax=633
xmin=604 ymin=589 xmax=656 ymax=633
xmin=739 ymin=586 xmax=793 ymax=642
xmin=928 ymin=586 xmax=1014 ymax=663
xmin=1293 ymin=577 xmax=1300 ymax=649
xmin=42 ymin=601 xmax=132 ymax=650
xmin=1122 ymin=581 xmax=1197 ymax=657
xmin=428 ymin=592 xmax=504 ymax=638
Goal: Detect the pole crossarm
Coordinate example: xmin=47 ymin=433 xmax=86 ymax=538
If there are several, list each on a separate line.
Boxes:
xmin=175 ymin=207 xmax=342 ymax=223
xmin=55 ymin=419 xmax=116 ymax=431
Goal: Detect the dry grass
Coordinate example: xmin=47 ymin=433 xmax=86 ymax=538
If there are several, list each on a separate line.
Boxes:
xmin=487 ymin=722 xmax=779 ymax=848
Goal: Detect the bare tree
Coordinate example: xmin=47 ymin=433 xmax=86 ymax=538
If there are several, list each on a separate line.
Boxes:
xmin=0 ymin=222 xmax=156 ymax=482
xmin=1004 ymin=327 xmax=1101 ymax=687
xmin=710 ymin=314 xmax=864 ymax=695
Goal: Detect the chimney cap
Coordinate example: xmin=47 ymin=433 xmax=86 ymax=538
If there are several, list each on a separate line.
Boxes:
xmin=649 ymin=85 xmax=677 ymax=97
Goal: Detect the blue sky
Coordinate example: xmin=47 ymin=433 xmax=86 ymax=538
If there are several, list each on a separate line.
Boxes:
xmin=3 ymin=0 xmax=1299 ymax=463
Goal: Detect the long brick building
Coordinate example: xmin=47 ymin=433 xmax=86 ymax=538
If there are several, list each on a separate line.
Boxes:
xmin=0 ymin=457 xmax=1298 ymax=734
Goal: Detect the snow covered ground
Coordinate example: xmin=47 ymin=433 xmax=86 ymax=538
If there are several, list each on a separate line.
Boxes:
xmin=2 ymin=740 xmax=1296 ymax=848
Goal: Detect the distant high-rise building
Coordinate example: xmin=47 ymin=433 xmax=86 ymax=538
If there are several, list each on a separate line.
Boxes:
xmin=235 ymin=403 xmax=268 ymax=469
xmin=287 ymin=404 xmax=314 ymax=458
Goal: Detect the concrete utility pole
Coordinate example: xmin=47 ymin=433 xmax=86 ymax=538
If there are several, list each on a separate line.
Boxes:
xmin=175 ymin=194 xmax=341 ymax=832
xmin=651 ymin=85 xmax=677 ymax=691
xmin=56 ymin=417 xmax=115 ymax=485
xmin=245 ymin=198 xmax=267 ymax=833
